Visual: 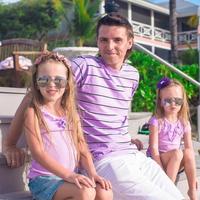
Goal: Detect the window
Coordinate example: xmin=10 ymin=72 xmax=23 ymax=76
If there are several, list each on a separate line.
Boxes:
xmin=132 ymin=5 xmax=151 ymax=25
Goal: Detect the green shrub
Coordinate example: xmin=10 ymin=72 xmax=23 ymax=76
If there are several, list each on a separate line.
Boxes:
xmin=129 ymin=51 xmax=199 ymax=112
xmin=180 ymin=48 xmax=198 ymax=65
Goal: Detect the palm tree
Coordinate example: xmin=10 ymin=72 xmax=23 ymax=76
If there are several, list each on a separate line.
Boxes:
xmin=187 ymin=15 xmax=198 ymax=28
xmin=169 ymin=0 xmax=178 ymax=64
xmin=63 ymin=0 xmax=101 ymax=47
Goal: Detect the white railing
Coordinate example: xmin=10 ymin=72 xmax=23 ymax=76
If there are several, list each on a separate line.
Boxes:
xmin=132 ymin=21 xmax=152 ymax=38
xmin=154 ymin=27 xmax=171 ymax=42
xmin=178 ymin=30 xmax=197 ymax=44
xmin=132 ymin=21 xmax=197 ymax=44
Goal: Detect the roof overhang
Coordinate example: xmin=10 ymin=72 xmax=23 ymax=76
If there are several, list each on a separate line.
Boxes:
xmin=120 ymin=0 xmax=169 ymax=14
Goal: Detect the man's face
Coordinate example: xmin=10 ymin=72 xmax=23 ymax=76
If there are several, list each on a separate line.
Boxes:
xmin=97 ymin=25 xmax=133 ymax=70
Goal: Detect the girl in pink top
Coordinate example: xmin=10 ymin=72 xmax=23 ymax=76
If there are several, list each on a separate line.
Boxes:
xmin=24 ymin=52 xmax=112 ymax=200
xmin=147 ymin=77 xmax=198 ymax=200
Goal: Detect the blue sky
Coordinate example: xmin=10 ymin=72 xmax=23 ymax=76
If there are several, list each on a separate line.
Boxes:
xmin=150 ymin=0 xmax=200 ymax=6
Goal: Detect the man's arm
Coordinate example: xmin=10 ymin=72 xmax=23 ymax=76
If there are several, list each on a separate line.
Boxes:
xmin=3 ymin=92 xmax=32 ymax=168
xmin=131 ymin=138 xmax=144 ymax=150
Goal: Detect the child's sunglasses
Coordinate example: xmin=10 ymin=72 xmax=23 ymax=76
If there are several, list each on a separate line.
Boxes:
xmin=37 ymin=75 xmax=67 ymax=88
xmin=162 ymin=97 xmax=183 ymax=106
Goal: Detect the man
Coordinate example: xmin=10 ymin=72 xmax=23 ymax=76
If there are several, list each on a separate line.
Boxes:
xmin=4 ymin=13 xmax=184 ymax=199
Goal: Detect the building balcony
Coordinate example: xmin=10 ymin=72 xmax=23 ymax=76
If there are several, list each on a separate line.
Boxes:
xmin=132 ymin=20 xmax=197 ymax=50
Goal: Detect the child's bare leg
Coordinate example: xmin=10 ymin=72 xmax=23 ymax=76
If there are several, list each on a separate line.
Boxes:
xmin=160 ymin=149 xmax=183 ymax=183
xmin=95 ymin=184 xmax=113 ymax=200
xmin=53 ymin=182 xmax=96 ymax=200
xmin=183 ymin=148 xmax=198 ymax=200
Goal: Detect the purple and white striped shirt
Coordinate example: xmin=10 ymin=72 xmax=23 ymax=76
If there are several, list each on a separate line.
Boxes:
xmin=71 ymin=56 xmax=139 ymax=161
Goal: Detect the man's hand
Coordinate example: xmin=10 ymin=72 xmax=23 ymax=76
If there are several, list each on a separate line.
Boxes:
xmin=3 ymin=146 xmax=25 ymax=168
xmin=131 ymin=138 xmax=144 ymax=151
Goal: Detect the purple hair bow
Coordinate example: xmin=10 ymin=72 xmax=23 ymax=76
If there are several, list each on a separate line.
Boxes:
xmin=157 ymin=77 xmax=171 ymax=89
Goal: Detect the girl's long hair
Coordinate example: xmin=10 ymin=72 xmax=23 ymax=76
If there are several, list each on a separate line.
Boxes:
xmin=155 ymin=79 xmax=190 ymax=125
xmin=27 ymin=51 xmax=86 ymax=163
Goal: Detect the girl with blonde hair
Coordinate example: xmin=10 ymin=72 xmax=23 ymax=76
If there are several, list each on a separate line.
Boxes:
xmin=147 ymin=77 xmax=198 ymax=200
xmin=24 ymin=52 xmax=112 ymax=200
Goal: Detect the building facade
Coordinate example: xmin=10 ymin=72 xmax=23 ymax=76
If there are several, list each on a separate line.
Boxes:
xmin=100 ymin=0 xmax=199 ymax=61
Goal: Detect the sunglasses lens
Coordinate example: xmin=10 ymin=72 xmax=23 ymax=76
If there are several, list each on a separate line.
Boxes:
xmin=163 ymin=98 xmax=172 ymax=106
xmin=54 ymin=77 xmax=67 ymax=88
xmin=174 ymin=98 xmax=183 ymax=106
xmin=37 ymin=76 xmax=49 ymax=87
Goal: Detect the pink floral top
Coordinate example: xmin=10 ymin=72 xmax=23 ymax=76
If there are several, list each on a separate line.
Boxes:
xmin=147 ymin=116 xmax=191 ymax=155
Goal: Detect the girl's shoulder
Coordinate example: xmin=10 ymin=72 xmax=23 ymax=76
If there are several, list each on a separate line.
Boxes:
xmin=25 ymin=106 xmax=35 ymax=117
xmin=148 ymin=116 xmax=164 ymax=126
xmin=24 ymin=106 xmax=37 ymax=126
xmin=179 ymin=120 xmax=191 ymax=133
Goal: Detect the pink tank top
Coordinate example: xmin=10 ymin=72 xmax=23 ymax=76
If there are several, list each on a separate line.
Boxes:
xmin=28 ymin=107 xmax=77 ymax=179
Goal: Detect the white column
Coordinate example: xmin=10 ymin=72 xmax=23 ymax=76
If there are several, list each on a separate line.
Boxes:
xmin=151 ymin=9 xmax=155 ymax=53
xmin=197 ymin=7 xmax=200 ymax=141
xmin=99 ymin=0 xmax=105 ymax=15
xmin=128 ymin=2 xmax=132 ymax=22
xmin=152 ymin=46 xmax=155 ymax=54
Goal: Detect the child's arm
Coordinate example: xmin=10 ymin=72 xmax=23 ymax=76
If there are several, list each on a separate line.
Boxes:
xmin=24 ymin=107 xmax=94 ymax=189
xmin=3 ymin=92 xmax=32 ymax=167
xmin=79 ymin=144 xmax=112 ymax=190
xmin=183 ymin=126 xmax=198 ymax=195
xmin=149 ymin=124 xmax=163 ymax=169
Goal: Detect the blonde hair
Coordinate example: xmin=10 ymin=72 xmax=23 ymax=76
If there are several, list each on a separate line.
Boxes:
xmin=26 ymin=51 xmax=86 ymax=163
xmin=155 ymin=79 xmax=190 ymax=125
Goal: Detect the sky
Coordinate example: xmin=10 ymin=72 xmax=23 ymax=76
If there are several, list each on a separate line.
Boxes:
xmin=1 ymin=0 xmax=200 ymax=6
xmin=150 ymin=0 xmax=200 ymax=6
xmin=0 ymin=0 xmax=19 ymax=3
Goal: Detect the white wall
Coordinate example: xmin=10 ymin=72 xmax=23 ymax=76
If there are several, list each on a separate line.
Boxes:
xmin=0 ymin=87 xmax=26 ymax=116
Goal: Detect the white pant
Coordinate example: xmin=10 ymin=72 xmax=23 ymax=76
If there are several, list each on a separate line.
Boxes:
xmin=94 ymin=152 xmax=185 ymax=200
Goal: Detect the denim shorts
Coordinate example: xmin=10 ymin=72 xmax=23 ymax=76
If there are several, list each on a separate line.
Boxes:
xmin=28 ymin=175 xmax=64 ymax=200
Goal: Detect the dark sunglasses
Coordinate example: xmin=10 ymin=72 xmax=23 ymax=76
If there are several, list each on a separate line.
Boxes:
xmin=162 ymin=98 xmax=183 ymax=106
xmin=37 ymin=75 xmax=67 ymax=88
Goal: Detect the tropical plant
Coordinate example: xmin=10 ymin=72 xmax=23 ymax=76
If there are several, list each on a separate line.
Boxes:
xmin=0 ymin=0 xmax=64 ymax=41
xmin=180 ymin=45 xmax=198 ymax=65
xmin=63 ymin=0 xmax=101 ymax=46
